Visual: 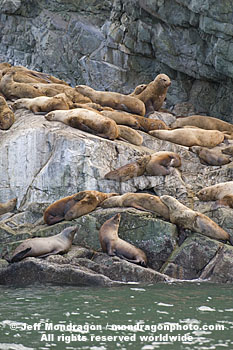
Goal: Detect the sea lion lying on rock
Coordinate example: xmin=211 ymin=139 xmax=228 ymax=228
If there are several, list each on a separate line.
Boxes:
xmin=104 ymin=151 xmax=181 ymax=181
xmin=0 ymin=198 xmax=17 ymax=215
xmin=197 ymin=181 xmax=233 ymax=202
xmin=8 ymin=226 xmax=78 ymax=263
xmin=44 ymin=191 xmax=119 ymax=225
xmin=171 ymin=114 xmax=233 ymax=134
xmin=149 ymin=128 xmax=225 ymax=148
xmin=0 ymin=96 xmax=15 ymax=130
xmin=160 ymin=195 xmax=233 ymax=245
xmin=45 ymin=108 xmax=119 ymax=140
xmin=190 ymin=146 xmax=230 ymax=166
xmin=100 ymin=193 xmax=170 ymax=219
xmin=99 ymin=213 xmax=147 ymax=267
xmin=75 ymin=85 xmax=146 ymax=116
xmin=12 ymin=93 xmax=72 ymax=113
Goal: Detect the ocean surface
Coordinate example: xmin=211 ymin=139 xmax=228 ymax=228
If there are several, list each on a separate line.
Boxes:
xmin=0 ymin=282 xmax=232 ymax=350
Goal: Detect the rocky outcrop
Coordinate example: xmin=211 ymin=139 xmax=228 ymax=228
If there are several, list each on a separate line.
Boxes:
xmin=0 ymin=104 xmax=233 ymax=286
xmin=1 ymin=0 xmax=233 ymax=120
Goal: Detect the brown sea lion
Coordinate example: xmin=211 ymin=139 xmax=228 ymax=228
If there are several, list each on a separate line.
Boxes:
xmin=171 ymin=114 xmax=233 ymax=134
xmin=197 ymin=181 xmax=233 ymax=201
xmin=100 ymin=110 xmax=140 ymax=128
xmin=222 ymin=145 xmax=233 ymax=156
xmin=12 ymin=93 xmax=72 ymax=113
xmin=104 ymin=155 xmax=151 ymax=181
xmin=100 ymin=193 xmax=170 ymax=219
xmin=135 ymin=115 xmax=169 ymax=132
xmin=0 ymin=96 xmax=15 ymax=130
xmin=149 ymin=128 xmax=225 ymax=148
xmin=0 ymin=198 xmax=17 ymax=215
xmin=117 ymin=125 xmax=143 ymax=146
xmin=131 ymin=74 xmax=171 ymax=115
xmin=99 ymin=213 xmax=147 ymax=267
xmin=190 ymin=146 xmax=230 ymax=166
xmin=45 ymin=108 xmax=119 ymax=140
xmin=160 ymin=195 xmax=232 ymax=245
xmin=44 ymin=191 xmax=118 ymax=225
xmin=0 ymin=72 xmax=90 ymax=103
xmin=1 ymin=65 xmax=69 ymax=85
xmin=145 ymin=151 xmax=181 ymax=176
xmin=9 ymin=226 xmax=78 ymax=263
xmin=75 ymin=85 xmax=146 ymax=116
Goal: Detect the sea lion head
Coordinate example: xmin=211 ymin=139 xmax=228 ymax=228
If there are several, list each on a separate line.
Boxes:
xmin=60 ymin=225 xmax=79 ymax=241
xmin=45 ymin=111 xmax=55 ymax=121
xmin=155 ymin=74 xmax=171 ymax=89
xmin=196 ymin=189 xmax=208 ymax=201
xmin=111 ymin=213 xmax=121 ymax=225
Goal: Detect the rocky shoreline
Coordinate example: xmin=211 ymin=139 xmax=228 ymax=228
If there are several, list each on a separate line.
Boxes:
xmin=1 ymin=106 xmax=233 ymax=286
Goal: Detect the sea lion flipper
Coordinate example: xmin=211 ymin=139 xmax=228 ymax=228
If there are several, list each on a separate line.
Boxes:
xmin=129 ymin=203 xmax=154 ymax=213
xmin=11 ymin=247 xmax=32 ymax=263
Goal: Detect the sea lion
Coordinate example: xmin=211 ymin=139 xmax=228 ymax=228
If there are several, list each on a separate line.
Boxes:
xmin=149 ymin=128 xmax=225 ymax=148
xmin=0 ymin=72 xmax=90 ymax=103
xmin=75 ymin=85 xmax=146 ymax=116
xmin=117 ymin=125 xmax=143 ymax=146
xmin=44 ymin=191 xmax=118 ymax=225
xmin=171 ymin=114 xmax=233 ymax=134
xmin=160 ymin=195 xmax=232 ymax=244
xmin=100 ymin=110 xmax=140 ymax=128
xmin=1 ymin=65 xmax=69 ymax=85
xmin=212 ymin=195 xmax=233 ymax=209
xmin=0 ymin=96 xmax=15 ymax=130
xmin=145 ymin=151 xmax=181 ymax=176
xmin=130 ymin=84 xmax=147 ymax=96
xmin=99 ymin=213 xmax=147 ymax=267
xmin=45 ymin=108 xmax=119 ymax=140
xmin=197 ymin=181 xmax=233 ymax=201
xmin=222 ymin=145 xmax=233 ymax=156
xmin=104 ymin=155 xmax=151 ymax=181
xmin=130 ymin=74 xmax=171 ymax=115
xmin=12 ymin=93 xmax=72 ymax=113
xmin=0 ymin=198 xmax=17 ymax=215
xmin=134 ymin=115 xmax=169 ymax=132
xmin=190 ymin=146 xmax=230 ymax=166
xmin=9 ymin=226 xmax=78 ymax=263
xmin=100 ymin=193 xmax=170 ymax=219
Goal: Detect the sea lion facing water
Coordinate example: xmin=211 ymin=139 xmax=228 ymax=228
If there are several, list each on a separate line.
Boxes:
xmin=0 ymin=198 xmax=17 ymax=215
xmin=0 ymin=96 xmax=15 ymax=130
xmin=100 ymin=193 xmax=170 ymax=220
xmin=99 ymin=213 xmax=147 ymax=267
xmin=9 ymin=226 xmax=78 ymax=263
xmin=149 ymin=128 xmax=225 ymax=148
xmin=75 ymin=85 xmax=146 ymax=116
xmin=160 ymin=195 xmax=233 ymax=245
xmin=44 ymin=191 xmax=119 ymax=225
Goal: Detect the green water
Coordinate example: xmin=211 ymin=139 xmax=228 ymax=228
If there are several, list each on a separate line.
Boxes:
xmin=0 ymin=282 xmax=232 ymax=350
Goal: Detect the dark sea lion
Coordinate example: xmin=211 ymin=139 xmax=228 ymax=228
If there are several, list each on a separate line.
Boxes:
xmin=0 ymin=198 xmax=17 ymax=215
xmin=44 ymin=191 xmax=118 ymax=225
xmin=160 ymin=195 xmax=233 ymax=245
xmin=9 ymin=226 xmax=78 ymax=263
xmin=99 ymin=213 xmax=147 ymax=267
xmin=190 ymin=146 xmax=230 ymax=166
xmin=145 ymin=151 xmax=181 ymax=176
xmin=104 ymin=155 xmax=151 ymax=181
